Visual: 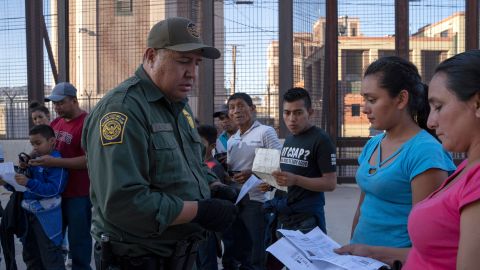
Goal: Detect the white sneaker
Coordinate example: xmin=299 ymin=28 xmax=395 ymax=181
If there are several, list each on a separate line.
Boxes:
xmin=65 ymin=255 xmax=72 ymax=269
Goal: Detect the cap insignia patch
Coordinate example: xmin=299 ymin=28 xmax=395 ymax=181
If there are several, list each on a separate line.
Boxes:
xmin=100 ymin=112 xmax=128 ymax=146
xmin=186 ymin=22 xmax=200 ymax=38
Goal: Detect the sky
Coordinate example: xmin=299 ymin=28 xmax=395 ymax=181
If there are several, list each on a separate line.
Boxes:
xmin=0 ymin=0 xmax=27 ymax=88
xmin=221 ymin=0 xmax=465 ymax=94
xmin=0 ymin=0 xmax=53 ymax=89
xmin=0 ymin=0 xmax=467 ymax=90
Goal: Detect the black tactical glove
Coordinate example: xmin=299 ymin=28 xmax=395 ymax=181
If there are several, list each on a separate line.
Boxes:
xmin=211 ymin=184 xmax=238 ymax=203
xmin=191 ymin=199 xmax=238 ymax=232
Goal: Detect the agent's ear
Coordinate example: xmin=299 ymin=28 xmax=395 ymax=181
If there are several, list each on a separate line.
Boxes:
xmin=143 ymin=48 xmax=157 ymax=65
xmin=397 ymin=89 xmax=409 ymax=110
xmin=308 ymin=108 xmax=314 ymax=117
xmin=474 ymin=92 xmax=480 ymax=118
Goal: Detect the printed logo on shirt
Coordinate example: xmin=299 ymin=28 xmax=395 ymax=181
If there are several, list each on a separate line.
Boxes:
xmin=55 ymin=130 xmax=73 ymax=144
xmin=182 ymin=109 xmax=195 ymax=129
xmin=280 ymin=147 xmax=311 ymax=168
xmin=331 ymin=153 xmax=336 ymax=166
xmin=100 ymin=112 xmax=128 ymax=146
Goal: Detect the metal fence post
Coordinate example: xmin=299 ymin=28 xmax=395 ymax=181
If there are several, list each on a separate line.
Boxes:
xmin=278 ymin=0 xmax=293 ymax=138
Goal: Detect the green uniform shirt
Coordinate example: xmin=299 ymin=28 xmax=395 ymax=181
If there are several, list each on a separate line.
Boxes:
xmin=82 ymin=65 xmax=217 ymax=257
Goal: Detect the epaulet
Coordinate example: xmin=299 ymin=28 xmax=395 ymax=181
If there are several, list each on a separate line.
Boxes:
xmin=117 ymin=76 xmax=140 ymax=96
xmin=100 ymin=76 xmax=140 ymax=105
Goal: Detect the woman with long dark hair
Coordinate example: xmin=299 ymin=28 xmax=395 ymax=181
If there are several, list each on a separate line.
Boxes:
xmin=337 ymin=51 xmax=480 ymax=269
xmin=336 ymin=56 xmax=455 ymax=267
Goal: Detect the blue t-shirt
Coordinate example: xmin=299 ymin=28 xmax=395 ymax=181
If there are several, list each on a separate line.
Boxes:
xmin=215 ymin=131 xmax=229 ymax=154
xmin=351 ymin=130 xmax=456 ymax=247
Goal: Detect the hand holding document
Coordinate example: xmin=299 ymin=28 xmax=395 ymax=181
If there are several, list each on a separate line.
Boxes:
xmin=267 ymin=227 xmax=387 ymax=270
xmin=252 ymin=148 xmax=287 ymax=192
xmin=0 ymin=162 xmax=27 ymax=192
xmin=235 ymin=174 xmax=262 ymax=204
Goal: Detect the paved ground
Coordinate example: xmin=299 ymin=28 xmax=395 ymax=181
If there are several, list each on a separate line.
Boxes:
xmin=325 ymin=184 xmax=360 ymax=245
xmin=0 ymin=184 xmax=360 ymax=270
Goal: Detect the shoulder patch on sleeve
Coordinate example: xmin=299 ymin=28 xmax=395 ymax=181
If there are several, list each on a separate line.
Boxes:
xmin=100 ymin=112 xmax=128 ymax=146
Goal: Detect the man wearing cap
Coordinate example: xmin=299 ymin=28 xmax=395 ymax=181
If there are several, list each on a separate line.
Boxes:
xmin=82 ymin=17 xmax=237 ymax=269
xmin=33 ymin=82 xmax=92 ymax=269
xmin=213 ymin=104 xmax=237 ymax=167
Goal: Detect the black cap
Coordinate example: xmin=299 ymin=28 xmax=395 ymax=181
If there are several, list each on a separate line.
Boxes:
xmin=213 ymin=104 xmax=229 ymax=118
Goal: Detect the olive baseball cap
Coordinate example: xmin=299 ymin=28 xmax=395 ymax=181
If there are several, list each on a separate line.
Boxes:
xmin=45 ymin=82 xmax=77 ymax=102
xmin=147 ymin=17 xmax=220 ymax=59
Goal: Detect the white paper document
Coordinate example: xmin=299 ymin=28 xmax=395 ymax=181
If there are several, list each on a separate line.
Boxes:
xmin=267 ymin=227 xmax=387 ymax=270
xmin=0 ymin=162 xmax=26 ymax=192
xmin=234 ymin=174 xmax=262 ymax=205
xmin=252 ymin=148 xmax=287 ymax=191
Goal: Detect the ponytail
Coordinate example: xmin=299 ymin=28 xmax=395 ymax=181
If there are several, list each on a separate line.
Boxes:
xmin=414 ymin=83 xmax=436 ymax=138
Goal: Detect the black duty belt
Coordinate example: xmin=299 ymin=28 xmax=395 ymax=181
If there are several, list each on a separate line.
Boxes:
xmin=94 ymin=236 xmax=202 ymax=270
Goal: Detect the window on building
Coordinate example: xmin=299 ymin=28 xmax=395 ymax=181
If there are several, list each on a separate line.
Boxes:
xmin=344 ymin=50 xmax=364 ymax=82
xmin=351 ymin=104 xmax=360 ymax=117
xmin=350 ymin=23 xmax=358 ymax=36
xmin=294 ymin=64 xmax=302 ymax=81
xmin=115 ymin=0 xmax=133 ymax=16
xmin=422 ymin=50 xmax=446 ymax=82
xmin=440 ymin=30 xmax=449 ymax=37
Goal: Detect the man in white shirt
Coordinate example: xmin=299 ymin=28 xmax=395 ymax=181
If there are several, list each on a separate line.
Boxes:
xmin=223 ymin=92 xmax=282 ymax=270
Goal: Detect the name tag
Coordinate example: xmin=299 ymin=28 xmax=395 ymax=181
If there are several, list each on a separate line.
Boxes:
xmin=151 ymin=123 xmax=173 ymax=132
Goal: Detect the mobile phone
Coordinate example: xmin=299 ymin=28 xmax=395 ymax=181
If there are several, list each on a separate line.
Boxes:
xmin=214 ymin=152 xmax=227 ymax=160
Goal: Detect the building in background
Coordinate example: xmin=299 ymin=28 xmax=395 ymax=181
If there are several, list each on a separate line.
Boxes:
xmin=265 ymin=12 xmax=464 ymax=137
xmin=50 ymin=0 xmax=225 ymax=115
xmin=0 ymin=2 xmax=467 ymax=140
xmin=263 ymin=33 xmax=319 ymax=127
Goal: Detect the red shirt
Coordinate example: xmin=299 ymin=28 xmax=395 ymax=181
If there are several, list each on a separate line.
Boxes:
xmin=50 ymin=111 xmax=90 ymax=198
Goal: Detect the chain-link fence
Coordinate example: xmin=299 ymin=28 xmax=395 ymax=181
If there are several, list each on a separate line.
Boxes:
xmin=0 ymin=0 xmax=472 ymax=181
xmin=0 ymin=94 xmax=101 ymax=139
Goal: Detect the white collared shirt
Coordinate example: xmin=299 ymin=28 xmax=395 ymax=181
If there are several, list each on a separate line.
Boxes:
xmin=227 ymin=120 xmax=282 ymax=202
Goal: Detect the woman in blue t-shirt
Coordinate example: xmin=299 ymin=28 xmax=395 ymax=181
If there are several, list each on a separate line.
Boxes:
xmin=347 ymin=56 xmax=456 ymax=257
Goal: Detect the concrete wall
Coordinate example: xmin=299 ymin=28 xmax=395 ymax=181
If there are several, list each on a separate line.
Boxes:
xmin=0 ymin=140 xmax=32 ymax=163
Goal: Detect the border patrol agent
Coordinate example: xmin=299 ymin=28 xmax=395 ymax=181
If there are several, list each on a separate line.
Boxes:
xmin=82 ymin=17 xmax=237 ymax=270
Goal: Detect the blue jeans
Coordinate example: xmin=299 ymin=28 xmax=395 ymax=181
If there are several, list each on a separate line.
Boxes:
xmin=196 ymin=232 xmax=219 ymax=270
xmin=63 ymin=196 xmax=92 ymax=270
xmin=223 ymin=200 xmax=266 ymax=270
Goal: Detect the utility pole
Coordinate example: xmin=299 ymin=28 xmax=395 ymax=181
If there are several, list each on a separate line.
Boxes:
xmin=226 ymin=44 xmax=243 ymax=95
xmin=231 ymin=44 xmax=237 ymax=95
